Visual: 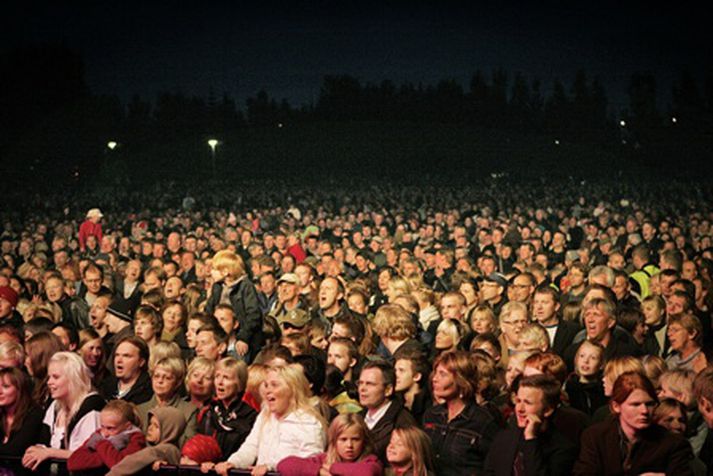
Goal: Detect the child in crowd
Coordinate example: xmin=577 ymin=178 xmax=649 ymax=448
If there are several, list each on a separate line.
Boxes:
xmin=385 ymin=426 xmax=434 ymax=476
xmin=67 ymin=400 xmax=146 ymax=473
xmin=106 ymin=407 xmax=186 ymax=476
xmin=565 ymin=340 xmax=607 ymax=416
xmin=277 ymin=414 xmax=382 ymax=476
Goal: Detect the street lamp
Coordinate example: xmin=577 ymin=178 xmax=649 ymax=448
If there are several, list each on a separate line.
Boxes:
xmin=107 ymin=141 xmax=118 ymax=150
xmin=619 ymin=120 xmax=626 ymax=127
xmin=207 ymin=139 xmax=219 ymax=178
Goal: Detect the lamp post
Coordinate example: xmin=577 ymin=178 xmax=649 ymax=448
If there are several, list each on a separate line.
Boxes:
xmin=207 ymin=139 xmax=219 ymax=178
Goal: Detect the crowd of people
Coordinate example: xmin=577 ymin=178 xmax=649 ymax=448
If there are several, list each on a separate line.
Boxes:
xmin=1 ymin=176 xmax=713 ymax=475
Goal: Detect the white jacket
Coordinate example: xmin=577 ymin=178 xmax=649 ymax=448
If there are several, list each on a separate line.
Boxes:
xmin=227 ymin=408 xmax=326 ymax=470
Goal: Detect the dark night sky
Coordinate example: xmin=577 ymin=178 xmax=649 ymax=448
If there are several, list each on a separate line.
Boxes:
xmin=5 ymin=1 xmax=712 ymax=111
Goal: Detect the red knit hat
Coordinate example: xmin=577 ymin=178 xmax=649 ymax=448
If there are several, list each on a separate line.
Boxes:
xmin=0 ymin=286 xmax=18 ymax=309
xmin=181 ymin=434 xmax=222 ymax=463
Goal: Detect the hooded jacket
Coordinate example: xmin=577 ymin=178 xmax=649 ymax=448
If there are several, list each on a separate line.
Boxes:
xmin=106 ymin=407 xmax=186 ymax=476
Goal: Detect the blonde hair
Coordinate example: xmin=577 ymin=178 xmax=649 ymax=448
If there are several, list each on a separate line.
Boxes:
xmin=372 ymin=304 xmax=416 ymax=340
xmin=212 ymin=250 xmax=246 ymax=280
xmin=148 ymin=341 xmax=181 ymax=373
xmin=152 ymin=357 xmax=186 ymax=392
xmin=387 ymin=276 xmax=412 ymax=300
xmin=435 ymin=319 xmax=463 ymax=349
xmin=389 ymin=426 xmax=434 ymax=476
xmin=246 ymin=363 xmax=268 ymax=407
xmin=659 ymin=369 xmax=695 ymax=408
xmin=262 ymin=364 xmax=327 ymax=431
xmin=216 ymin=357 xmax=248 ymax=393
xmin=325 ymin=414 xmax=372 ymax=465
xmin=185 ymin=357 xmax=216 ymax=393
xmin=603 ymin=356 xmax=645 ymax=384
xmin=0 ymin=341 xmax=24 ymax=368
xmin=102 ymin=399 xmax=141 ymax=428
xmin=48 ymin=352 xmax=93 ymax=422
xmin=499 ymin=301 xmax=528 ymax=325
xmin=641 ymin=354 xmax=667 ymax=389
xmin=517 ymin=323 xmax=549 ymax=351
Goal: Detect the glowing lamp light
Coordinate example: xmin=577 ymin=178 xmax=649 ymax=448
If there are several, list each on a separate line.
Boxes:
xmin=672 ymin=117 xmax=677 ymax=123
xmin=619 ymin=120 xmax=626 ymax=127
xmin=107 ymin=141 xmax=118 ymax=150
xmin=554 ymin=139 xmax=560 ymax=145
xmin=207 ymin=139 xmax=219 ymax=151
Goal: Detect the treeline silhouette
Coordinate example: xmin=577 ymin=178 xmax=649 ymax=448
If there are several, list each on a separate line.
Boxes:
xmin=1 ymin=44 xmax=711 ymax=188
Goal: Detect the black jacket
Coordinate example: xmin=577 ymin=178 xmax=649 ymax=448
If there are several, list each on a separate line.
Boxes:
xmin=552 ymin=319 xmax=582 ymax=357
xmin=99 ymin=370 xmax=153 ymax=405
xmin=206 ymin=278 xmax=263 ymax=363
xmin=483 ymin=424 xmax=577 ymax=476
xmin=361 ymin=399 xmax=417 ymax=466
xmin=423 ymin=401 xmax=500 ymax=476
xmin=199 ymin=394 xmax=258 ymax=458
xmin=573 ymin=417 xmax=694 ymax=476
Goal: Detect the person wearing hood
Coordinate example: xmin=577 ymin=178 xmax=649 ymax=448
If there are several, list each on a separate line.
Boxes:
xmin=106 ymin=406 xmax=186 ymax=476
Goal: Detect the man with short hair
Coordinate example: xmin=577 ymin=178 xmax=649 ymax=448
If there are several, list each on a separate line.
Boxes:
xmin=507 ymin=272 xmax=536 ymax=305
xmin=484 ymin=374 xmax=577 ymax=476
xmin=80 ymin=262 xmax=110 ymax=307
xmin=481 ymin=272 xmax=508 ymax=315
xmin=531 ymin=285 xmax=580 ymax=357
xmin=358 ymin=360 xmax=416 ymax=465
xmin=195 ymin=325 xmax=228 ymax=362
xmin=394 ymin=352 xmax=431 ymax=423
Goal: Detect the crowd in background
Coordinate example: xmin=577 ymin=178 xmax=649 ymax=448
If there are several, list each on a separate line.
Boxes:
xmin=1 ymin=177 xmax=713 ymax=475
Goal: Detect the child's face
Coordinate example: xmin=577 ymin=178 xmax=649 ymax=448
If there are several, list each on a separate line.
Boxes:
xmin=134 ymin=318 xmax=156 ymax=342
xmin=100 ymin=410 xmax=129 ymax=438
xmin=575 ymin=346 xmax=602 ymax=378
xmin=386 ymin=431 xmax=410 ymax=466
xmin=335 ymin=425 xmax=365 ymax=462
xmin=311 ymin=332 xmax=328 ymax=351
xmin=146 ymin=415 xmax=161 ymax=444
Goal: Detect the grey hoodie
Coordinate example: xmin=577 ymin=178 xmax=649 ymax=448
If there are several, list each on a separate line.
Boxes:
xmin=106 ymin=407 xmax=186 ymax=476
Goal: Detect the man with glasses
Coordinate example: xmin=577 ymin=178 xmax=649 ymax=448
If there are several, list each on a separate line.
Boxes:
xmin=481 ymin=272 xmax=508 ymax=315
xmin=498 ymin=301 xmax=530 ymax=366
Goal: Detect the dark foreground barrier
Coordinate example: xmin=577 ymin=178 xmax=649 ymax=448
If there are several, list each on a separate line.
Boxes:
xmin=0 ymin=457 xmax=279 ymax=475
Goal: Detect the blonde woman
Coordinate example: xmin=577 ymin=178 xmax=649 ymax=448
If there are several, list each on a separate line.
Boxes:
xmin=22 ymin=352 xmax=105 ymax=470
xmin=210 ymin=364 xmax=327 ymax=476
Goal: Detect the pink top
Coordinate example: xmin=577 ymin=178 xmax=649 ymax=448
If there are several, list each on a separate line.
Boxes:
xmin=278 ymin=452 xmax=383 ymax=476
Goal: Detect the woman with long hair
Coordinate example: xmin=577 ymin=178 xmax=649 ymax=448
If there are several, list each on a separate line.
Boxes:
xmin=0 ymin=367 xmax=44 ymax=457
xmin=209 ymin=364 xmax=327 ymax=476
xmin=24 ymin=331 xmax=64 ymax=409
xmin=78 ymin=327 xmax=109 ymax=389
xmin=277 ymin=413 xmax=382 ymax=476
xmin=22 ymin=352 xmax=105 ymax=470
xmin=385 ymin=426 xmax=434 ymax=476
xmin=573 ymin=371 xmax=694 ymax=475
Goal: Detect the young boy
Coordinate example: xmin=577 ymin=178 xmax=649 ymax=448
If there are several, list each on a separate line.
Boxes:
xmin=106 ymin=407 xmax=186 ymax=476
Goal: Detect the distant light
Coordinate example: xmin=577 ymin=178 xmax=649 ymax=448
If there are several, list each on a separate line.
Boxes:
xmin=554 ymin=139 xmax=560 ymax=145
xmin=619 ymin=120 xmax=626 ymax=127
xmin=621 ymin=140 xmax=627 ymax=145
xmin=107 ymin=141 xmax=118 ymax=150
xmin=672 ymin=117 xmax=677 ymax=123
xmin=207 ymin=139 xmax=219 ymax=151
xmin=278 ymin=123 xmax=283 ymax=128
